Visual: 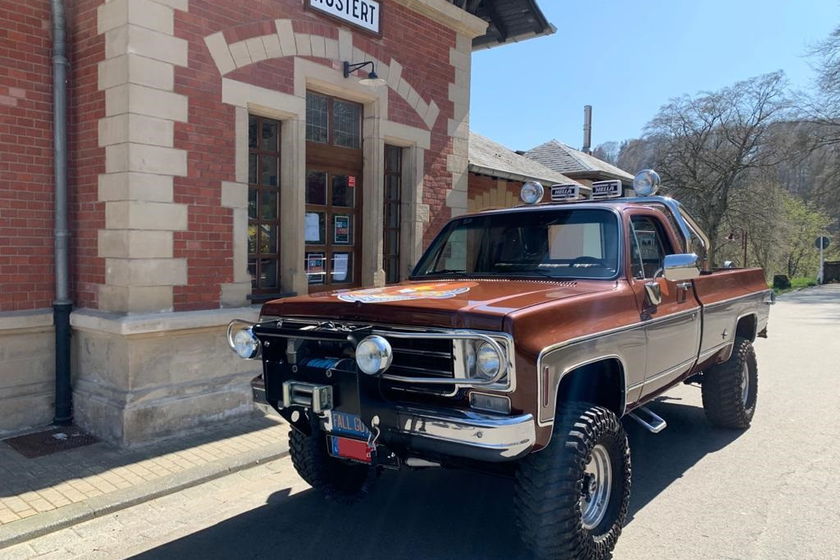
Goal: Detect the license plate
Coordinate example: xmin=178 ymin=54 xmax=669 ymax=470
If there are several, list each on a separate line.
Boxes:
xmin=328 ymin=410 xmax=371 ymax=439
xmin=328 ymin=435 xmax=374 ymax=464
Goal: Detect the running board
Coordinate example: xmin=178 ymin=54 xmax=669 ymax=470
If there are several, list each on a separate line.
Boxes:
xmin=628 ymin=406 xmax=667 ymax=433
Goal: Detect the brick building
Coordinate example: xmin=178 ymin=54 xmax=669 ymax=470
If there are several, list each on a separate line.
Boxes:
xmin=0 ymin=0 xmax=553 ymax=443
xmin=523 ymin=139 xmax=634 ymax=190
xmin=467 ymin=131 xmax=586 ymax=212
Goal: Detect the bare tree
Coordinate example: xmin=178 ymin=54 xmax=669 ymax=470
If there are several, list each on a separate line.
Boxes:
xmin=644 ymin=72 xmax=790 ymax=264
xmin=616 ymin=138 xmax=659 ymax=175
xmin=807 ymin=24 xmax=840 ymax=141
xmin=592 ymin=141 xmax=619 ymax=165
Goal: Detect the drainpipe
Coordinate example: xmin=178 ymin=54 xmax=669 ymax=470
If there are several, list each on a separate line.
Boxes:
xmin=51 ymin=0 xmax=72 ymax=426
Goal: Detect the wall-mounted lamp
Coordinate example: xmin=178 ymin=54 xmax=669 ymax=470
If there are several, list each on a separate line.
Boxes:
xmin=343 ymin=60 xmax=387 ymax=87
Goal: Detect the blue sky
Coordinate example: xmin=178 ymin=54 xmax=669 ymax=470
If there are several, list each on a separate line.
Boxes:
xmin=470 ymin=0 xmax=838 ymax=153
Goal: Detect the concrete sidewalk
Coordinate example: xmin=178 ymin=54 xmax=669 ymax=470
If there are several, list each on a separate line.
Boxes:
xmin=0 ymin=414 xmax=289 ymax=550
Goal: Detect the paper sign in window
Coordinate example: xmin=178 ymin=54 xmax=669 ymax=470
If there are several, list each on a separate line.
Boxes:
xmin=334 ymin=215 xmax=351 ymax=244
xmin=305 ymin=212 xmax=323 ymax=243
xmin=332 ymin=252 xmax=350 ymax=283
xmin=306 ymin=252 xmax=326 ymax=284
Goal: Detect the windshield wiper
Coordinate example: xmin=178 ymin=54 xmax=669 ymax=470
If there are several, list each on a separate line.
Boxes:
xmin=508 ymin=269 xmax=560 ymax=279
xmin=426 ymin=269 xmax=467 ymax=275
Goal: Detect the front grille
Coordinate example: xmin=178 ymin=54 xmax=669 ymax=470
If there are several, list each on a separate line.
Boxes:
xmin=384 ymin=336 xmax=454 ymax=379
xmin=265 ymin=319 xmax=456 ymax=381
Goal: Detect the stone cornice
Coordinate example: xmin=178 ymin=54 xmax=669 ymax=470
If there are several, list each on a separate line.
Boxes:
xmin=70 ymin=307 xmax=261 ymax=336
xmin=0 ymin=309 xmax=53 ymax=331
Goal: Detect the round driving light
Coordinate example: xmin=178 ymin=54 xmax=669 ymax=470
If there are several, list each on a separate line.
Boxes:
xmin=520 ymin=181 xmax=544 ymax=204
xmin=475 ymin=342 xmax=501 ymax=380
xmin=633 ymin=169 xmax=661 ymax=196
xmin=355 ymin=335 xmax=393 ymax=375
xmin=232 ymin=327 xmax=260 ymax=359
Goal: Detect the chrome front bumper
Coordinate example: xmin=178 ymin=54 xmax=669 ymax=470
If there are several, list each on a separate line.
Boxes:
xmin=395 ymin=406 xmax=535 ymax=462
xmin=251 ymin=377 xmax=276 ymax=417
xmin=250 ymin=377 xmax=535 ymax=463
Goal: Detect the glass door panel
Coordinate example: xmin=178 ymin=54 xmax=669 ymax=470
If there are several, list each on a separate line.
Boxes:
xmin=305 ymin=167 xmax=361 ymax=291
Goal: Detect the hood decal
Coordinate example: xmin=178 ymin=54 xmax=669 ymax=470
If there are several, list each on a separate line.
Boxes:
xmin=336 ymin=282 xmax=478 ymax=303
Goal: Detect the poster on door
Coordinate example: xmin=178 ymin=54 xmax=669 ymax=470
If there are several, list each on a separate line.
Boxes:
xmin=334 ymin=215 xmax=350 ymax=244
xmin=306 ymin=252 xmax=325 ymax=284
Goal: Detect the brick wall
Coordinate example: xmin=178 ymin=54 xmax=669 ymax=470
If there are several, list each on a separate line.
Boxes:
xmin=468 ymin=172 xmax=526 ymax=212
xmin=1 ymin=0 xmax=460 ymax=313
xmin=172 ymin=0 xmax=456 ymax=310
xmin=69 ymin=0 xmax=105 ymax=310
xmin=0 ymin=1 xmax=54 ymax=311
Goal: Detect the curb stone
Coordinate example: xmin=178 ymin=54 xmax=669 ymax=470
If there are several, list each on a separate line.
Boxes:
xmin=0 ymin=443 xmax=289 ymax=550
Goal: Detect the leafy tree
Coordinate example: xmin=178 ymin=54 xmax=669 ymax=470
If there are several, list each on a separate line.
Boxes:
xmin=778 ymin=194 xmax=832 ymax=278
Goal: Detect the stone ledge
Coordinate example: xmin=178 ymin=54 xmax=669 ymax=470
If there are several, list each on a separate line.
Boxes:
xmin=70 ymin=307 xmax=260 ymax=336
xmin=0 ymin=309 xmax=54 ymax=332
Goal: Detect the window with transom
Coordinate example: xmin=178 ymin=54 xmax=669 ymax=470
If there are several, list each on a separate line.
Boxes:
xmin=248 ymin=115 xmax=281 ymax=294
xmin=383 ymin=145 xmax=403 ymax=283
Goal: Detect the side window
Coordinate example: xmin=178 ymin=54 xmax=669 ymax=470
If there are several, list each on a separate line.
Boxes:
xmin=629 ymin=216 xmax=672 ymax=279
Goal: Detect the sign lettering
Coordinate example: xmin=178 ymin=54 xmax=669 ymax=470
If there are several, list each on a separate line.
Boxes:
xmin=551 ymin=184 xmax=580 ymax=201
xmin=307 ymin=0 xmax=381 ymax=34
xmin=591 ymin=180 xmax=623 ymax=199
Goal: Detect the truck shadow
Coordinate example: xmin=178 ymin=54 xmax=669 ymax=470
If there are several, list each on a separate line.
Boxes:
xmin=623 ymin=396 xmax=744 ymax=522
xmin=127 ymin=399 xmax=743 ymax=560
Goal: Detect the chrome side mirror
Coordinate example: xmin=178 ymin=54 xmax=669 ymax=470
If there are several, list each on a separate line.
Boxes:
xmin=662 ymin=253 xmax=700 ymax=282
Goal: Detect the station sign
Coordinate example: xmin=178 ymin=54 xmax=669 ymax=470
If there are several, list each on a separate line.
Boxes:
xmin=307 ymin=0 xmax=381 ymax=34
xmin=591 ymin=180 xmax=622 ymax=199
xmin=551 ymin=184 xmax=580 ymax=201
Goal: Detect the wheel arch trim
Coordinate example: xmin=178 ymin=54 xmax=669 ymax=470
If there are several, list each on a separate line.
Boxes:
xmin=537 ymin=349 xmax=632 ymax=429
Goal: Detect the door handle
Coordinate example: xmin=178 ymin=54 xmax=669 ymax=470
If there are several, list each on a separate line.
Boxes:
xmin=676 ymin=281 xmax=692 ymax=304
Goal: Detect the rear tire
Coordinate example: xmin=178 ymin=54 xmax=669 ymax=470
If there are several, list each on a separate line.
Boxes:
xmin=288 ymin=426 xmax=376 ymax=502
xmin=702 ymin=337 xmax=757 ymax=429
xmin=514 ymin=403 xmax=631 ymax=560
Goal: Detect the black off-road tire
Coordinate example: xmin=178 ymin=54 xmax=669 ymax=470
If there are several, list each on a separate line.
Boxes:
xmin=288 ymin=427 xmax=376 ymax=502
xmin=514 ymin=403 xmax=631 ymax=560
xmin=702 ymin=336 xmax=758 ymax=429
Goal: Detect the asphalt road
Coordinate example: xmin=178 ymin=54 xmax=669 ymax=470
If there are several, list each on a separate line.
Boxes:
xmin=8 ymin=285 xmax=840 ymax=560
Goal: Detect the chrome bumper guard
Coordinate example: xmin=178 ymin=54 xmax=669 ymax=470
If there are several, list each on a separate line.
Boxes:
xmin=250 ymin=377 xmax=535 ymax=462
xmin=250 ymin=377 xmax=278 ymax=416
xmin=395 ymin=406 xmax=535 ymax=462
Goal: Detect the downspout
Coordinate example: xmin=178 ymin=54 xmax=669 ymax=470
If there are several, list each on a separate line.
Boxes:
xmin=51 ymin=0 xmax=72 ymax=426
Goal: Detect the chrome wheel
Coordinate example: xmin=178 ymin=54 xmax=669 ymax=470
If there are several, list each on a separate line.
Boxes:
xmin=580 ymin=443 xmax=612 ymax=530
xmin=740 ymin=361 xmax=749 ymax=406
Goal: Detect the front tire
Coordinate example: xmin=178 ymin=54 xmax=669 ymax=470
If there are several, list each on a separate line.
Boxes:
xmin=701 ymin=337 xmax=758 ymax=429
xmin=288 ymin=426 xmax=376 ymax=502
xmin=514 ymin=403 xmax=631 ymax=560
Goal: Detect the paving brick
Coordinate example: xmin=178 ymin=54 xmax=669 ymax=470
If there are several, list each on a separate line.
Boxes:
xmin=0 ymin=508 xmax=20 ymax=524
xmin=15 ymin=508 xmax=38 ymax=519
xmin=28 ymin=499 xmax=55 ymax=513
xmin=1 ymin=543 xmax=37 ymax=560
xmin=0 ymin=416 xmax=288 ymax=542
xmin=1 ymin=496 xmax=30 ymax=513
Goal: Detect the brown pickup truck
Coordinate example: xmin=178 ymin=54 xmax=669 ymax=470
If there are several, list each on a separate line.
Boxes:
xmin=227 ymin=176 xmax=772 ymax=560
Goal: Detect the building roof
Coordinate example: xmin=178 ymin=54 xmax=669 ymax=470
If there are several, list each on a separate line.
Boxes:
xmin=448 ymin=0 xmax=556 ymax=49
xmin=468 ymin=132 xmax=585 ymax=188
xmin=522 ymin=139 xmax=634 ymax=183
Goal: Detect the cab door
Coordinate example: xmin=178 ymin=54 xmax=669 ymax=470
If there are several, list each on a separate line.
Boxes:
xmin=628 ymin=213 xmax=702 ymax=398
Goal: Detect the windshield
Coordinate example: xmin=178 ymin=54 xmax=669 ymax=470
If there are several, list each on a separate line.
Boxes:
xmin=412 ymin=208 xmax=620 ymax=280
